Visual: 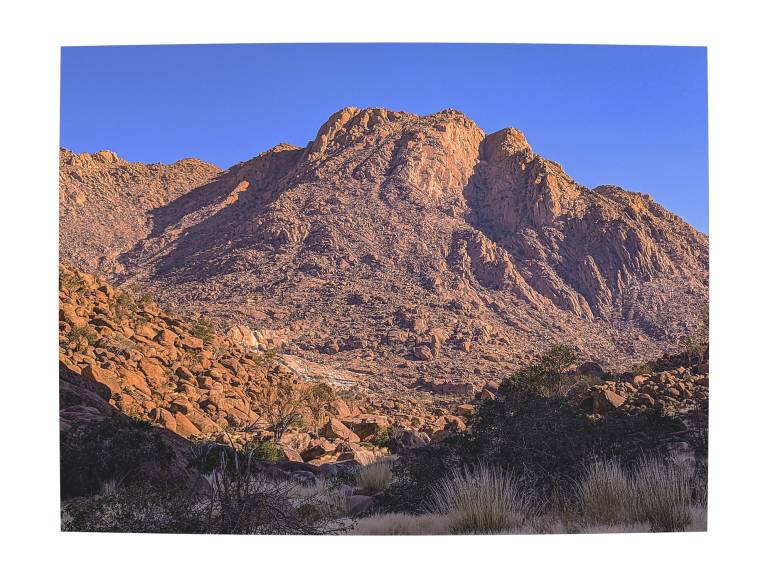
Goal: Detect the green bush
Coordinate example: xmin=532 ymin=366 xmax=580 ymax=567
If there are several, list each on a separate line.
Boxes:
xmin=111 ymin=291 xmax=138 ymax=319
xmin=369 ymin=425 xmax=392 ymax=448
xmin=463 ymin=389 xmax=687 ymax=498
xmin=500 ymin=343 xmax=578 ymax=397
xmin=247 ymin=441 xmax=284 ymax=463
xmin=378 ymin=439 xmax=463 ymax=513
xmin=138 ymin=292 xmax=155 ymax=306
xmin=59 ymin=268 xmax=87 ymax=293
xmin=62 ymin=325 xmax=97 ymax=352
xmin=60 ymin=418 xmax=174 ymax=499
xmin=191 ymin=317 xmax=217 ymax=345
xmin=382 ymin=375 xmax=691 ymax=513
xmin=62 ymin=483 xmax=203 ymax=533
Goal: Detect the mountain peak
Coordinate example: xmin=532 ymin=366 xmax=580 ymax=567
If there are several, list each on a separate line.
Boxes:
xmin=60 ymin=108 xmax=708 ymax=390
xmin=482 ymin=127 xmax=532 ymax=160
xmin=61 ymin=148 xmax=124 ymax=167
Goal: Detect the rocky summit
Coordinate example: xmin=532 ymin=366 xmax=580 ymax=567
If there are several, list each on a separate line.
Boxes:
xmin=59 ymin=107 xmax=709 ymax=394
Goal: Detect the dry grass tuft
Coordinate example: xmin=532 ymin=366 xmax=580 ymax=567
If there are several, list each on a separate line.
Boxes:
xmin=350 ymin=513 xmax=451 ymax=535
xmin=576 ymin=457 xmax=695 ymax=532
xmin=425 ymin=464 xmax=533 ymax=534
xmin=356 ymin=458 xmax=394 ymax=493
xmin=632 ymin=457 xmax=692 ymax=532
xmin=577 ymin=458 xmax=635 ymax=524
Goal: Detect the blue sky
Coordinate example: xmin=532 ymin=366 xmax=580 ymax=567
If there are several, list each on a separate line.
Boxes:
xmin=61 ymin=44 xmax=708 ymax=232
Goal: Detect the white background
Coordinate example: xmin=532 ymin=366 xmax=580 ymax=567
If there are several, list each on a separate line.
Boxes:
xmin=0 ymin=0 xmax=765 ymax=576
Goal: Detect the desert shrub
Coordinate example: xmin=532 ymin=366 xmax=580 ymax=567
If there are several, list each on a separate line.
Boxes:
xmin=199 ymin=448 xmax=347 ymax=534
xmin=63 ymin=474 xmax=348 ymax=535
xmin=62 ymin=482 xmax=204 ymax=533
xmin=111 ymin=291 xmax=138 ymax=319
xmin=632 ymin=457 xmax=692 ymax=532
xmin=356 ymin=459 xmax=394 ymax=493
xmin=252 ymin=348 xmax=278 ymax=366
xmin=60 ymin=418 xmax=174 ymax=499
xmin=425 ymin=464 xmax=534 ymax=534
xmin=247 ymin=441 xmax=284 ymax=463
xmin=61 ymin=426 xmax=350 ymax=534
xmin=577 ymin=458 xmax=636 ymax=524
xmin=190 ymin=440 xmax=282 ymax=472
xmin=378 ymin=438 xmax=463 ymax=513
xmin=500 ymin=343 xmax=578 ymax=397
xmin=305 ymin=381 xmax=335 ymax=435
xmin=59 ymin=268 xmax=87 ymax=293
xmin=190 ymin=317 xmax=217 ymax=345
xmin=138 ymin=291 xmax=155 ymax=306
xmin=326 ymin=468 xmax=359 ymax=490
xmin=383 ymin=382 xmax=690 ymax=513
xmin=188 ymin=442 xmax=226 ymax=473
xmin=62 ymin=325 xmax=97 ymax=352
xmin=540 ymin=343 xmax=579 ymax=375
xmin=369 ymin=425 xmax=392 ymax=448
xmin=462 ymin=387 xmax=688 ymax=498
xmin=124 ymin=283 xmax=155 ymax=307
xmin=249 ymin=381 xmax=327 ymax=442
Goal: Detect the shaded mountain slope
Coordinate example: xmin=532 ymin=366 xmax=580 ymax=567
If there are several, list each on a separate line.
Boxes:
xmin=59 ymin=148 xmax=221 ymax=274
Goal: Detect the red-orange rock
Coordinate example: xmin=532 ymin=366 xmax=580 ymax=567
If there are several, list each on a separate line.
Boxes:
xmin=319 ymin=418 xmax=360 ymax=443
xmin=81 ymin=362 xmax=121 ymax=400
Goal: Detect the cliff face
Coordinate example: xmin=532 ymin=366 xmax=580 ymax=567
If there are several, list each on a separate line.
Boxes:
xmin=468 ymin=126 xmax=708 ymax=322
xmin=59 ymin=107 xmax=708 ymax=392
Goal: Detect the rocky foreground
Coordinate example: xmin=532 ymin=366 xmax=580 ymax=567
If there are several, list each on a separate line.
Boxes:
xmin=60 ymin=263 xmax=472 ymax=466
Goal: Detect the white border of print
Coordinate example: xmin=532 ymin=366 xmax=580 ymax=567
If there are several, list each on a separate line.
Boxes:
xmin=1 ymin=1 xmax=765 ymax=577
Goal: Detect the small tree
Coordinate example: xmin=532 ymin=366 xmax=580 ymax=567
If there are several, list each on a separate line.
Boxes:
xmin=306 ymin=382 xmax=334 ymax=435
xmin=540 ymin=343 xmax=578 ymax=395
xmin=249 ymin=380 xmax=316 ymax=442
xmin=63 ymin=325 xmax=97 ymax=353
xmin=501 ymin=343 xmax=578 ymax=397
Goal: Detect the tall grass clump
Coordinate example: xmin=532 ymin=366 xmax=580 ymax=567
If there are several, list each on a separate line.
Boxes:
xmin=425 ymin=464 xmax=532 ymax=534
xmin=577 ymin=458 xmax=636 ymax=524
xmin=356 ymin=459 xmax=394 ymax=493
xmin=632 ymin=457 xmax=692 ymax=532
xmin=576 ymin=456 xmax=694 ymax=532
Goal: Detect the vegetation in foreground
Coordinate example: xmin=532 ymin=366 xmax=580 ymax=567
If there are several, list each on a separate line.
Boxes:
xmin=61 ymin=343 xmax=708 ymax=535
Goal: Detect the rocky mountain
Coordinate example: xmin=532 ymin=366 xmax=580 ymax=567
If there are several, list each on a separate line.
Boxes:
xmin=59 ymin=148 xmax=220 ymax=274
xmin=59 ymin=107 xmax=709 ymax=392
